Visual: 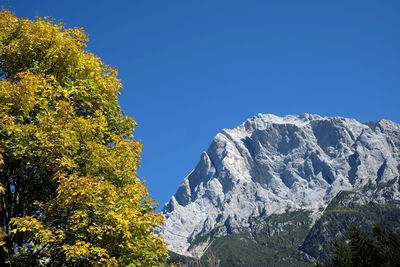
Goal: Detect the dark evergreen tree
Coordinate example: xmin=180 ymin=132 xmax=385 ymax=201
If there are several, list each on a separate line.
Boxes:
xmin=318 ymin=225 xmax=400 ymax=267
xmin=348 ymin=225 xmax=383 ymax=266
xmin=332 ymin=240 xmax=352 ymax=267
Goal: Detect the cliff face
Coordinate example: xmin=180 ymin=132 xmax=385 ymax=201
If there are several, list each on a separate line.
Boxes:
xmin=159 ymin=114 xmax=400 ymax=257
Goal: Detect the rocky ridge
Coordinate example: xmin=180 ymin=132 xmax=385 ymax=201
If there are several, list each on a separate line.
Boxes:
xmin=159 ymin=114 xmax=400 ymax=257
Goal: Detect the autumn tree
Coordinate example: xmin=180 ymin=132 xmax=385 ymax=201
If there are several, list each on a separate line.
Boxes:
xmin=0 ymin=10 xmax=168 ymax=266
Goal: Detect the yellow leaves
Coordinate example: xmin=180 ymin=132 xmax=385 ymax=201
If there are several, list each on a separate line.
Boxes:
xmin=62 ymin=240 xmax=90 ymax=260
xmin=0 ymin=147 xmax=3 ymax=167
xmin=0 ymin=183 xmax=5 ymax=194
xmin=70 ymin=210 xmax=88 ymax=225
xmin=10 ymin=216 xmax=62 ymax=244
xmin=53 ymin=174 xmax=117 ymax=210
xmin=0 ymin=72 xmax=44 ymax=118
xmin=62 ymin=240 xmax=117 ymax=266
xmin=41 ymin=172 xmax=168 ymax=264
xmin=0 ymin=9 xmax=168 ymax=266
xmin=0 ymin=9 xmax=122 ymax=118
xmin=10 ymin=212 xmax=118 ymax=265
xmin=0 ymin=230 xmax=7 ymax=253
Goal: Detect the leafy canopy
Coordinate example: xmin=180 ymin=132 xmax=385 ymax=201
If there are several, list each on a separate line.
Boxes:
xmin=0 ymin=9 xmax=168 ymax=266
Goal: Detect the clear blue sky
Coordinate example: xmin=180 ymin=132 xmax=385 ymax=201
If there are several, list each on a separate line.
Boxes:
xmin=6 ymin=0 xmax=400 ymax=210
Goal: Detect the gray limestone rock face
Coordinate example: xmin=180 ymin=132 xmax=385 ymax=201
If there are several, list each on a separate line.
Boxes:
xmin=158 ymin=114 xmax=400 ymax=257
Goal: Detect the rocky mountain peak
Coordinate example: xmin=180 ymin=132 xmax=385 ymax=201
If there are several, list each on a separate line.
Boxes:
xmin=159 ymin=114 xmax=400 ymax=257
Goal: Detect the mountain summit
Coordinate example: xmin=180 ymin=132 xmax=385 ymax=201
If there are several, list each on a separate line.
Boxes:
xmin=159 ymin=114 xmax=400 ymax=259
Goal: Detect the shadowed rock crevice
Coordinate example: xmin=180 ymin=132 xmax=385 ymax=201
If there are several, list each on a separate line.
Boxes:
xmin=376 ymin=160 xmax=387 ymax=182
xmin=311 ymin=120 xmax=344 ymax=154
xmin=348 ymin=151 xmax=361 ymax=185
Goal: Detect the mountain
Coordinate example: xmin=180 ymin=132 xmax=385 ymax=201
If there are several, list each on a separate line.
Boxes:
xmin=158 ymin=114 xmax=400 ymax=265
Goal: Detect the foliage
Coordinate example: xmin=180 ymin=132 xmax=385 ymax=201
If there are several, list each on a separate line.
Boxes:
xmin=0 ymin=9 xmax=168 ymax=266
xmin=175 ymin=186 xmax=400 ymax=266
xmin=300 ymin=183 xmax=400 ymax=261
xmin=319 ymin=225 xmax=400 ymax=267
xmin=184 ymin=210 xmax=314 ymax=267
xmin=331 ymin=240 xmax=352 ymax=267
